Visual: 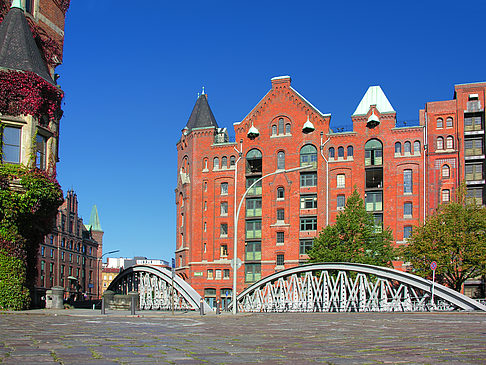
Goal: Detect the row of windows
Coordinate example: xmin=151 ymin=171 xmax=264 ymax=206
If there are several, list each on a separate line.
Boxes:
xmin=206 ymin=269 xmax=231 ymax=280
xmin=436 ymin=117 xmax=454 ymax=129
xmin=436 ymin=136 xmax=454 ymax=150
xmin=329 ymin=146 xmax=353 ymax=159
xmin=271 ymin=118 xmax=292 ymax=136
xmin=209 ymin=155 xmax=236 ymax=170
xmin=0 ymin=125 xmax=47 ymax=169
xmin=395 ymin=141 xmax=421 ymax=155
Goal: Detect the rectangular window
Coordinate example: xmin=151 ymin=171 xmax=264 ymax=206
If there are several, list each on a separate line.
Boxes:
xmin=220 ymin=223 xmax=228 ymax=237
xmin=337 ymin=174 xmax=345 ymax=188
xmin=300 ymin=216 xmax=317 ymax=231
xmin=404 ymin=202 xmax=412 ymax=218
xmin=1 ymin=126 xmax=21 ymax=163
xmin=300 ymin=194 xmax=317 ymax=209
xmin=300 ymin=172 xmax=317 ymax=187
xmin=50 ymin=249 xmax=54 ymax=258
xmin=365 ymin=192 xmax=382 ymax=212
xmin=215 ymin=269 xmax=222 ymax=280
xmin=246 ymin=177 xmax=262 ymax=196
xmin=366 ymin=168 xmax=383 ymax=189
xmin=403 ymin=226 xmax=412 ymax=240
xmin=337 ymin=195 xmax=345 ymax=210
xmin=467 ymin=187 xmax=482 ymax=205
xmin=207 ymin=269 xmax=213 ymax=280
xmin=276 ymin=231 xmax=284 ymax=244
xmin=404 ymin=169 xmax=413 ymax=194
xmin=41 ymin=246 xmax=45 ymax=257
xmin=36 ymin=134 xmax=47 ymax=170
xmin=220 ymin=244 xmax=228 ymax=257
xmin=465 ymin=163 xmax=483 ymax=181
xmin=246 ymin=220 xmax=261 ymax=239
xmin=373 ymin=213 xmax=383 ymax=233
xmin=246 ymin=198 xmax=262 ymax=217
xmin=465 ymin=139 xmax=483 ymax=156
xmin=245 ymin=263 xmax=261 ymax=282
xmin=245 ymin=241 xmax=261 ymax=261
xmin=465 ymin=116 xmax=482 ymax=132
xmin=220 ymin=201 xmax=228 ymax=216
xmin=223 ymin=269 xmax=230 ymax=279
xmin=299 ymin=239 xmax=313 ymax=254
xmin=276 ymin=254 xmax=285 ymax=266
xmin=276 ymin=208 xmax=284 ymax=222
xmin=220 ymin=182 xmax=228 ymax=195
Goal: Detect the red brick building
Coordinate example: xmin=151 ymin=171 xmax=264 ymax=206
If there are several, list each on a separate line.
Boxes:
xmin=35 ymin=190 xmax=104 ymax=301
xmin=175 ymin=76 xmax=485 ymax=305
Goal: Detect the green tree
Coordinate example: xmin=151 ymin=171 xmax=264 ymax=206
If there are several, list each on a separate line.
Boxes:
xmin=403 ymin=187 xmax=486 ymax=292
xmin=308 ymin=189 xmax=395 ymax=267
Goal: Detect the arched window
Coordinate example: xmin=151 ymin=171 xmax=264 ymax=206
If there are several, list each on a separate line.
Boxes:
xmin=203 ymin=158 xmax=208 ymax=170
xmin=246 ymin=149 xmax=262 ymax=174
xmin=277 ymin=151 xmax=285 ymax=170
xmin=277 ymin=187 xmax=284 ymax=200
xmin=437 ymin=137 xmax=444 ymax=150
xmin=404 ymin=141 xmax=411 ymax=154
xmin=347 ymin=146 xmax=353 ymax=158
xmin=272 ymin=125 xmax=277 ymax=135
xmin=213 ymin=157 xmax=219 ymax=169
xmin=338 ymin=146 xmax=344 ymax=158
xmin=446 ymin=117 xmax=453 ymax=128
xmin=442 ymin=164 xmax=450 ymax=178
xmin=414 ymin=141 xmax=421 ymax=154
xmin=230 ymin=155 xmax=235 ymax=166
xmin=285 ymin=123 xmax=291 ymax=134
xmin=364 ymin=139 xmax=383 ymax=166
xmin=300 ymin=144 xmax=317 ymax=168
xmin=278 ymin=118 xmax=284 ymax=134
xmin=221 ymin=156 xmax=227 ymax=168
xmin=329 ymin=147 xmax=335 ymax=159
xmin=446 ymin=136 xmax=454 ymax=149
xmin=437 ymin=118 xmax=443 ymax=128
xmin=395 ymin=142 xmax=402 ymax=154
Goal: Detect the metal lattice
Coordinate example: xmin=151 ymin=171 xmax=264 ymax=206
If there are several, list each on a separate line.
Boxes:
xmin=108 ymin=265 xmax=212 ymax=312
xmin=236 ymin=263 xmax=486 ymax=313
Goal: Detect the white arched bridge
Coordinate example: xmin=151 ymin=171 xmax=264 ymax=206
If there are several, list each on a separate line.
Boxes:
xmin=108 ymin=263 xmax=486 ymax=313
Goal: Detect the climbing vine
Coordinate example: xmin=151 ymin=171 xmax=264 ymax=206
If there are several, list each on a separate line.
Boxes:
xmin=0 ymin=70 xmax=63 ymax=121
xmin=0 ymin=164 xmax=63 ymax=310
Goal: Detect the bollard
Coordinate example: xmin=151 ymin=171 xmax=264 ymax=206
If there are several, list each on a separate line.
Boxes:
xmin=131 ymin=295 xmax=136 ymax=315
xmin=200 ymin=298 xmax=204 ymax=316
xmin=101 ymin=297 xmax=105 ymax=315
xmin=216 ymin=299 xmax=220 ymax=315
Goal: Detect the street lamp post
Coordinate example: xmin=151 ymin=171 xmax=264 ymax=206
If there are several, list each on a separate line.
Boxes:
xmin=97 ymin=249 xmax=120 ymax=299
xmin=231 ymin=164 xmax=312 ymax=314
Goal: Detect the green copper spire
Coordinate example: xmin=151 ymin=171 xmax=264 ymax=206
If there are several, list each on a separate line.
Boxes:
xmin=11 ymin=0 xmax=23 ymax=9
xmin=89 ymin=205 xmax=103 ymax=232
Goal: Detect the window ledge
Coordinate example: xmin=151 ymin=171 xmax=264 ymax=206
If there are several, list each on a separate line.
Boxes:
xmin=271 ymin=222 xmax=289 ymax=227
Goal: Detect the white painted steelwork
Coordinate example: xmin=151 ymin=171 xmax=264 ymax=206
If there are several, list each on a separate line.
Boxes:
xmin=235 ymin=263 xmax=486 ymax=312
xmin=107 ymin=265 xmax=213 ymax=312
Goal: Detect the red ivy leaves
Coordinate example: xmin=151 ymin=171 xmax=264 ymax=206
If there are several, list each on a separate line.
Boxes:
xmin=0 ymin=70 xmax=63 ymax=120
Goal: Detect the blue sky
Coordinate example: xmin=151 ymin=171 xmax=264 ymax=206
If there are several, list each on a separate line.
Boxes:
xmin=56 ymin=0 xmax=486 ymax=262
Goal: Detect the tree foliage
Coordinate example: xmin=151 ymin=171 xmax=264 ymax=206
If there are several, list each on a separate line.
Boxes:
xmin=308 ymin=189 xmax=395 ymax=267
xmin=403 ymin=187 xmax=486 ymax=291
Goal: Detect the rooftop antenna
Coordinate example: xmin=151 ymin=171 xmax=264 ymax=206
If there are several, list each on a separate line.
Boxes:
xmin=202 ymin=86 xmax=205 ymax=95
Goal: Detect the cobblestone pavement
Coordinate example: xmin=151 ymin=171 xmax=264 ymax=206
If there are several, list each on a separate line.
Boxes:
xmin=0 ymin=310 xmax=485 ymax=364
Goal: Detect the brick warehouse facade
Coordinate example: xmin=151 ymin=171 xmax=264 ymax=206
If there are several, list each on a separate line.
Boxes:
xmin=35 ymin=190 xmax=104 ymax=302
xmin=176 ymin=76 xmax=486 ymax=306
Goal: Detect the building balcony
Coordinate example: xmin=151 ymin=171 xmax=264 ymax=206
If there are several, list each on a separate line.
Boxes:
xmin=466 ymin=179 xmax=485 ymax=185
xmin=465 ymin=154 xmax=485 ymax=161
xmin=464 ymin=130 xmax=484 ymax=136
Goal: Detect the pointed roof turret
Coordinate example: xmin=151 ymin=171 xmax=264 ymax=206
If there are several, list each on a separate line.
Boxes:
xmin=185 ymin=92 xmax=218 ymax=131
xmin=88 ymin=205 xmax=103 ymax=232
xmin=0 ymin=4 xmax=54 ymax=83
xmin=352 ymin=86 xmax=395 ymax=116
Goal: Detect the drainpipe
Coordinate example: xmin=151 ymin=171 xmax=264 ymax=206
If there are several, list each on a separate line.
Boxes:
xmin=423 ymin=112 xmax=427 ymax=221
xmin=320 ymin=132 xmax=331 ymax=226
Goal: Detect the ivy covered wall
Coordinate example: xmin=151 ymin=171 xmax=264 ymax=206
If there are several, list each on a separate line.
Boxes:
xmin=0 ymin=164 xmax=63 ymax=310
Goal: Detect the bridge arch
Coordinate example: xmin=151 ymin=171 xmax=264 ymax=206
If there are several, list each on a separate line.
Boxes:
xmin=108 ymin=265 xmax=212 ymax=312
xmin=236 ymin=263 xmax=486 ymax=312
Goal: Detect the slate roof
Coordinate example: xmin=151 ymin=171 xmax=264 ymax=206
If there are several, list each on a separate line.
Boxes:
xmin=185 ymin=93 xmax=218 ymax=131
xmin=0 ymin=6 xmax=53 ymax=83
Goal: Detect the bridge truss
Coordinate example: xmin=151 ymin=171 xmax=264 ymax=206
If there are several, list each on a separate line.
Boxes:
xmin=107 ymin=265 xmax=212 ymax=312
xmin=236 ymin=263 xmax=486 ymax=312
